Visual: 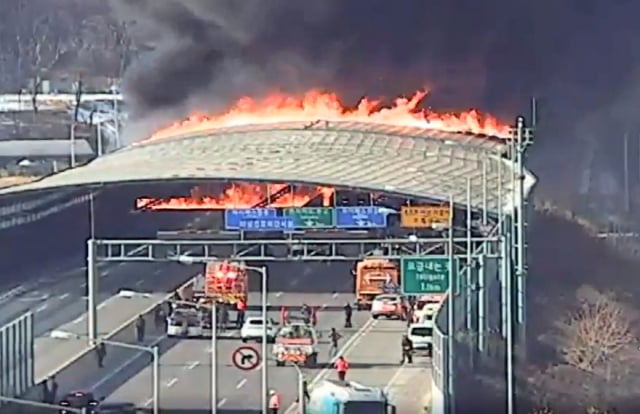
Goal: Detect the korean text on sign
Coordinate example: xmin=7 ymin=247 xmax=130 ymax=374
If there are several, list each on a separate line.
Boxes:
xmin=400 ymin=206 xmax=451 ymax=228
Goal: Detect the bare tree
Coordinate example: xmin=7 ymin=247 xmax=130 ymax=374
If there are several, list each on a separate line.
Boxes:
xmin=557 ymin=294 xmax=633 ymax=373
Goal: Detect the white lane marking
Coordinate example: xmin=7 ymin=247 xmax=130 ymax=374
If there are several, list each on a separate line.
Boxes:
xmin=72 ymin=315 xmax=84 ymax=324
xmin=275 ymin=292 xmax=283 ymax=297
xmin=284 ymin=318 xmax=377 ymax=414
xmin=321 ymin=303 xmax=328 ymax=309
xmin=97 ymin=301 xmax=108 ymax=310
xmin=80 ymin=282 xmax=87 ymax=288
xmin=187 ymin=360 xmax=199 ymax=370
xmin=135 ymin=280 xmax=145 ymax=287
xmin=236 ymin=378 xmax=247 ymax=389
xmin=154 ymin=269 xmax=163 ymax=275
xmin=90 ymin=336 xmax=165 ymax=390
xmin=35 ymin=304 xmax=48 ymax=312
xmin=332 ymin=292 xmax=339 ymax=298
xmin=102 ymin=270 xmax=110 ymax=277
xmin=144 ymin=398 xmax=153 ymax=407
xmin=290 ymin=278 xmax=299 ymax=286
xmin=58 ymin=293 xmax=70 ymax=300
xmin=217 ymin=398 xmax=227 ymax=407
xmin=383 ymin=363 xmax=407 ymax=393
xmin=166 ymin=377 xmax=178 ymax=388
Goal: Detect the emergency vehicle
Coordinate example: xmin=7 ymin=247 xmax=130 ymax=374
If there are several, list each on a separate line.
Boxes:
xmin=370 ymin=294 xmax=407 ymax=320
xmin=194 ymin=260 xmax=248 ymax=306
xmin=273 ymin=322 xmax=319 ymax=367
xmin=306 ymin=379 xmax=396 ymax=414
xmin=354 ymin=259 xmax=400 ymax=310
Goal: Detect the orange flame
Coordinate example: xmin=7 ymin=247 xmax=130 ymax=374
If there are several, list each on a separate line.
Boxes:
xmin=147 ymin=90 xmax=510 ymax=142
xmin=136 ymin=183 xmax=334 ymax=211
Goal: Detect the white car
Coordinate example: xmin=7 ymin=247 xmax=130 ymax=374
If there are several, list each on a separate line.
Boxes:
xmin=167 ymin=308 xmax=204 ymax=338
xmin=371 ymin=294 xmax=407 ymax=319
xmin=407 ymin=322 xmax=434 ymax=356
xmin=240 ymin=317 xmax=278 ymax=343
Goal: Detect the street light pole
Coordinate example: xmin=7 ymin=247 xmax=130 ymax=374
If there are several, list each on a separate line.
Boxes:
xmin=259 ymin=265 xmax=268 ymax=414
xmin=291 ymin=363 xmax=306 ymax=414
xmin=99 ymin=339 xmax=160 ymax=414
xmin=86 ymin=238 xmax=98 ymax=345
xmin=211 ymin=300 xmax=218 ymax=414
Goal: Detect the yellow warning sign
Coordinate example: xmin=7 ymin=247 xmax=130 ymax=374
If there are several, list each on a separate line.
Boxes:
xmin=400 ymin=206 xmax=451 ymax=228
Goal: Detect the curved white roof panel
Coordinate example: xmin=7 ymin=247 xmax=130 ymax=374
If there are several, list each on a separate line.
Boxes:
xmin=0 ymin=121 xmax=536 ymax=213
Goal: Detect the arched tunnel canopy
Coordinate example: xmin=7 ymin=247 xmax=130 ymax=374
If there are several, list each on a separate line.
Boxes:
xmin=0 ymin=121 xmax=536 ymax=213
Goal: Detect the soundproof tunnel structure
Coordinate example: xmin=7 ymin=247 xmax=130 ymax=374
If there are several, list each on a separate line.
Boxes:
xmin=0 ymin=119 xmax=536 ymax=414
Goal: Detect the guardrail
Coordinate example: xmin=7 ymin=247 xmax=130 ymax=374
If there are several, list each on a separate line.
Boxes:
xmin=1 ymin=276 xmax=198 ymax=413
xmin=431 ymin=299 xmax=449 ymax=414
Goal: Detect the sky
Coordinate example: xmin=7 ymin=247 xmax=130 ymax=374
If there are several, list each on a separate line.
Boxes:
xmin=111 ymin=0 xmax=640 ymax=202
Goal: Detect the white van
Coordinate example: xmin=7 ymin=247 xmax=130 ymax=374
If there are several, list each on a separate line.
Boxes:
xmin=407 ymin=321 xmax=434 ymax=356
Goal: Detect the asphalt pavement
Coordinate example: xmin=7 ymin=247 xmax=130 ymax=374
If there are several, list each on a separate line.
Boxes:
xmin=103 ymin=263 xmax=369 ymax=412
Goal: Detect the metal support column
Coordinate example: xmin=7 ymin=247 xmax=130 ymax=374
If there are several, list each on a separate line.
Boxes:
xmin=515 ymin=116 xmax=528 ymax=326
xmin=504 ymin=233 xmax=515 ymax=414
xmin=447 ymin=194 xmax=456 ymax=414
xmin=465 ymin=178 xmax=472 ymax=332
xmin=86 ymin=239 xmax=98 ymax=345
xmin=211 ymin=302 xmax=218 ymax=414
xmin=477 ymin=255 xmax=485 ymax=352
xmin=152 ymin=346 xmax=159 ymax=414
xmin=260 ymin=267 xmax=269 ymax=414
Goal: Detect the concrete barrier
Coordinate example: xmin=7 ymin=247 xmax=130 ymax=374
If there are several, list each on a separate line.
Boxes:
xmin=2 ymin=278 xmax=198 ymax=413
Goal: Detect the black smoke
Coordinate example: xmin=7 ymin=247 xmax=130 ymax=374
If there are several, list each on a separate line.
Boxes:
xmin=111 ymin=0 xmax=640 ymax=203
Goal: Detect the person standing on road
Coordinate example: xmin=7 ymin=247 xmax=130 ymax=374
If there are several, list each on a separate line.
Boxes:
xmin=343 ymin=303 xmax=353 ymax=328
xmin=328 ymin=328 xmax=342 ymax=358
xmin=401 ymin=334 xmax=413 ymax=364
xmin=49 ymin=375 xmax=58 ymax=403
xmin=268 ymin=389 xmax=281 ymax=414
xmin=41 ymin=379 xmax=50 ymax=403
xmin=236 ymin=300 xmax=246 ymax=328
xmin=96 ymin=343 xmax=106 ymax=368
xmin=334 ymin=356 xmax=350 ymax=382
xmin=136 ymin=315 xmax=146 ymax=343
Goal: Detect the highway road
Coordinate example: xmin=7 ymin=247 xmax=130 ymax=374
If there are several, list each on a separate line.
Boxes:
xmin=102 ymin=263 xmax=414 ymax=412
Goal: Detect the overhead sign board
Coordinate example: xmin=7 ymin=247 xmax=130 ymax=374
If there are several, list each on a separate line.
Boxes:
xmin=232 ymin=346 xmax=261 ymax=371
xmin=224 ymin=208 xmax=278 ymax=230
xmin=283 ymin=207 xmax=334 ymax=229
xmin=401 ymin=256 xmax=458 ymax=295
xmin=335 ymin=206 xmax=387 ymax=229
xmin=400 ymin=206 xmax=451 ymax=228
xmin=238 ymin=217 xmax=294 ymax=232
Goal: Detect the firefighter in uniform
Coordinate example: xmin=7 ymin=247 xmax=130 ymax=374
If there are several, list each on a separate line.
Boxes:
xmin=268 ymin=389 xmax=281 ymax=414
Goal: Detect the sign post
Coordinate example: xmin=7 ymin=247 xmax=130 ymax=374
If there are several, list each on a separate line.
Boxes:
xmin=283 ymin=207 xmax=335 ymax=229
xmin=400 ymin=206 xmax=451 ymax=228
xmin=232 ymin=345 xmax=261 ymax=371
xmin=401 ymin=256 xmax=458 ymax=295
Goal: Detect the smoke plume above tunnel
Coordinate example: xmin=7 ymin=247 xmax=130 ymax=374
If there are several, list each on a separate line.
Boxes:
xmin=111 ymin=0 xmax=640 ymax=199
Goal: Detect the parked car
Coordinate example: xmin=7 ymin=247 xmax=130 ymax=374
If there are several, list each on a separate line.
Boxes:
xmin=240 ymin=316 xmax=278 ymax=343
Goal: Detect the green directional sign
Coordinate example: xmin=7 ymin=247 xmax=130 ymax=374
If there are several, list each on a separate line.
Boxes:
xmin=283 ymin=207 xmax=334 ymax=229
xmin=401 ymin=256 xmax=458 ymax=295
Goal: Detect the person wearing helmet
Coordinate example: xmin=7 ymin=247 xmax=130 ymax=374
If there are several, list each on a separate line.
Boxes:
xmin=268 ymin=389 xmax=281 ymax=414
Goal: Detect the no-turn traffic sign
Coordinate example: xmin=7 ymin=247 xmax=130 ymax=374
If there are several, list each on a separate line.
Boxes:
xmin=232 ymin=346 xmax=261 ymax=371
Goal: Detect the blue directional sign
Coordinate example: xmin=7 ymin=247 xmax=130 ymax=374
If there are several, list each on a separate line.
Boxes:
xmin=238 ymin=217 xmax=294 ymax=232
xmin=335 ymin=206 xmax=388 ymax=229
xmin=224 ymin=208 xmax=278 ymax=230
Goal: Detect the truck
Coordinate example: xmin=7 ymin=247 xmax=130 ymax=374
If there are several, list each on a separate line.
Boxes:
xmin=306 ymin=379 xmax=396 ymax=414
xmin=354 ymin=259 xmax=400 ymax=310
xmin=273 ymin=322 xmax=319 ymax=367
xmin=194 ymin=260 xmax=249 ymax=306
